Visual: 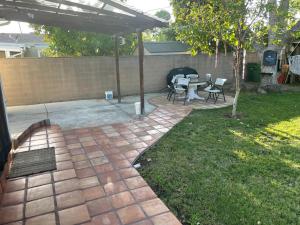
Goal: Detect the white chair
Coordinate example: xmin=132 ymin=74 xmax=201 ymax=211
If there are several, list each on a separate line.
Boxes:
xmin=171 ymin=74 xmax=185 ymax=84
xmin=186 ymin=74 xmax=199 ymax=82
xmin=173 ymin=77 xmax=190 ymax=105
xmin=167 ymin=74 xmax=185 ymax=101
xmin=206 ymin=73 xmax=212 ymax=81
xmin=205 ymin=78 xmax=227 ymax=103
xmin=196 ymin=73 xmax=213 ymax=94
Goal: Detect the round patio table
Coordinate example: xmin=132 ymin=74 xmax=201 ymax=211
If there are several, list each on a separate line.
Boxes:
xmin=187 ymin=81 xmax=207 ymax=101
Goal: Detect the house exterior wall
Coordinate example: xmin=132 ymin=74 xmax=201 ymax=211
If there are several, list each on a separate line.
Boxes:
xmin=0 ymin=54 xmax=236 ymax=106
xmin=0 ymin=43 xmax=48 ymax=58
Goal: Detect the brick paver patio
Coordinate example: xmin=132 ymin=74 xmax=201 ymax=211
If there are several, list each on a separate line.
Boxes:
xmin=0 ymin=96 xmax=233 ymax=225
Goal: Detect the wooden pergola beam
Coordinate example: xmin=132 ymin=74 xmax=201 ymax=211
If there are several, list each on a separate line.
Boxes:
xmin=115 ymin=35 xmax=121 ymax=103
xmin=0 ymin=12 xmax=161 ymax=35
xmin=25 ymin=0 xmax=136 ymax=19
xmin=100 ymin=0 xmax=146 ymax=18
xmin=137 ymin=30 xmax=145 ymax=115
xmin=0 ymin=9 xmax=131 ymax=34
xmin=0 ymin=0 xmax=164 ymax=27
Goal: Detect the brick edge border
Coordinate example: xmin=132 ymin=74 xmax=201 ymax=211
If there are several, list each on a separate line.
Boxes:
xmin=0 ymin=119 xmax=51 ymax=199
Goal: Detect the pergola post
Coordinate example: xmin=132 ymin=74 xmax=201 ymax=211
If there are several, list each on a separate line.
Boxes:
xmin=137 ymin=29 xmax=145 ymax=115
xmin=114 ymin=35 xmax=121 ymax=103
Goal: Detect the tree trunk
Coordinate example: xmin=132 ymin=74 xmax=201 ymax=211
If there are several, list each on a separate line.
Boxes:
xmin=215 ymin=39 xmax=219 ymax=68
xmin=279 ymin=0 xmax=290 ymax=46
xmin=268 ymin=0 xmax=277 ymax=47
xmin=232 ymin=46 xmax=242 ymax=118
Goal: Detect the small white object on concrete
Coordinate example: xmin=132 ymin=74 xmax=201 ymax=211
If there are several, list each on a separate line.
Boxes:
xmin=105 ymin=91 xmax=113 ymax=100
xmin=134 ymin=102 xmax=141 ymax=115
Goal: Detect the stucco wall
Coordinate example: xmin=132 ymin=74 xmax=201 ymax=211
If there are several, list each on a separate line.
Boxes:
xmin=0 ymin=54 xmax=235 ymax=106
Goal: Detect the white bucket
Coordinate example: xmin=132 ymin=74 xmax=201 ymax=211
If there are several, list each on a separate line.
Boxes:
xmin=105 ymin=91 xmax=113 ymax=100
xmin=134 ymin=102 xmax=141 ymax=115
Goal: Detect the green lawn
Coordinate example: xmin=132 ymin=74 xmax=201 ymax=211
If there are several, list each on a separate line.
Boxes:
xmin=138 ymin=92 xmax=300 ymax=225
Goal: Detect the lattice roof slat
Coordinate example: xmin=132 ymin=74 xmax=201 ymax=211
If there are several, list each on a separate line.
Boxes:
xmin=0 ymin=0 xmax=167 ymax=34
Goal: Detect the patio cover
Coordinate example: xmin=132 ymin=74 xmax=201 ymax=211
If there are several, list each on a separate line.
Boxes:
xmin=0 ymin=0 xmax=168 ymax=114
xmin=0 ymin=0 xmax=167 ymax=34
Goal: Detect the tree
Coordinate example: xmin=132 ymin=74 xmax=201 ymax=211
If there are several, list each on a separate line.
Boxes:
xmin=144 ymin=10 xmax=176 ymax=42
xmin=33 ymin=25 xmax=136 ymax=57
xmin=171 ymin=0 xmax=298 ymax=118
xmin=32 ymin=0 xmax=137 ymax=57
xmin=155 ymin=10 xmax=171 ymax=21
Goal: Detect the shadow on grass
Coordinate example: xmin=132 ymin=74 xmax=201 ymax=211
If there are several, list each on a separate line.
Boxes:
xmin=137 ymin=92 xmax=300 ymax=225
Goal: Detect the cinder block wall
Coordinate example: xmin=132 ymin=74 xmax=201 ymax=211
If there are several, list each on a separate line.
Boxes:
xmin=0 ymin=54 xmax=234 ymax=106
xmin=246 ymin=52 xmax=261 ymax=63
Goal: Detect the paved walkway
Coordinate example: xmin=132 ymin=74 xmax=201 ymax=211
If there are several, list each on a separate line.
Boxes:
xmin=0 ymin=95 xmax=233 ymax=225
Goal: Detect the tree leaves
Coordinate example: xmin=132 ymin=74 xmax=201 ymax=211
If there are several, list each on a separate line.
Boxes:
xmin=172 ymin=0 xmax=299 ymax=55
xmin=32 ymin=25 xmax=137 ymax=57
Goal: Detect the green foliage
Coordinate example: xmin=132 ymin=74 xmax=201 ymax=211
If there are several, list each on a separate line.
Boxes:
xmin=138 ymin=92 xmax=300 ymax=225
xmin=33 ymin=25 xmax=137 ymax=57
xmin=155 ymin=10 xmax=171 ymax=21
xmin=171 ymin=0 xmax=270 ymax=55
xmin=171 ymin=0 xmax=300 ymax=54
xmin=290 ymin=1 xmax=300 ymax=39
xmin=144 ymin=10 xmax=176 ymax=42
xmin=32 ymin=0 xmax=132 ymax=57
xmin=170 ymin=0 xmax=299 ymax=117
xmin=147 ymin=25 xmax=177 ymax=42
xmin=266 ymin=0 xmax=300 ymax=46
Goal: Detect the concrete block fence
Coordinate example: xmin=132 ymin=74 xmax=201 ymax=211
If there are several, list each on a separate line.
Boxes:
xmin=0 ymin=53 xmax=258 ymax=106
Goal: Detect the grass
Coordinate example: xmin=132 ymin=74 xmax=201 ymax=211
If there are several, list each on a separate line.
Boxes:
xmin=138 ymin=92 xmax=300 ymax=225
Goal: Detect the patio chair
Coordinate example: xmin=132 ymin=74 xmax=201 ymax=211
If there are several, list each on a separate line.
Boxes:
xmin=196 ymin=73 xmax=213 ymax=94
xmin=206 ymin=74 xmax=213 ymax=84
xmin=167 ymin=74 xmax=185 ymax=101
xmin=186 ymin=74 xmax=199 ymax=82
xmin=173 ymin=77 xmax=190 ymax=105
xmin=205 ymin=78 xmax=227 ymax=103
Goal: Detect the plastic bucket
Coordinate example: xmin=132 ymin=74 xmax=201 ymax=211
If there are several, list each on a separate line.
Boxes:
xmin=134 ymin=102 xmax=141 ymax=115
xmin=105 ymin=91 xmax=113 ymax=100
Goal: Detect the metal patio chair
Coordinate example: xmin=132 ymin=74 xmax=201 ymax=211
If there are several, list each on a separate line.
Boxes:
xmin=173 ymin=77 xmax=190 ymax=105
xmin=186 ymin=74 xmax=199 ymax=82
xmin=167 ymin=74 xmax=185 ymax=101
xmin=205 ymin=78 xmax=227 ymax=103
xmin=197 ymin=73 xmax=213 ymax=94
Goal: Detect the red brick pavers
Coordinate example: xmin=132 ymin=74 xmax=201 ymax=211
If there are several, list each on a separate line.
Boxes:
xmin=0 ymin=106 xmax=191 ymax=225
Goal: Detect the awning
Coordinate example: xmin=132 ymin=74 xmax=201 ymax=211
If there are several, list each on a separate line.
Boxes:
xmin=0 ymin=0 xmax=167 ymax=35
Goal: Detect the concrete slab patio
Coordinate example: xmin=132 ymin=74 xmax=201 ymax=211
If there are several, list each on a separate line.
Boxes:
xmin=7 ymin=94 xmax=158 ymax=136
xmin=7 ymin=93 xmax=234 ymax=137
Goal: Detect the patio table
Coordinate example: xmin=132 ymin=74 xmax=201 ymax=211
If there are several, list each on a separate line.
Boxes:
xmin=187 ymin=81 xmax=207 ymax=101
